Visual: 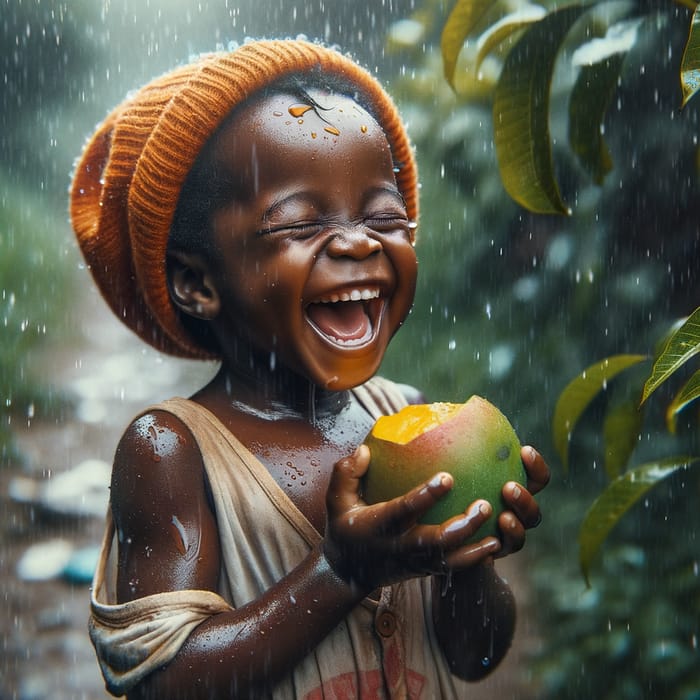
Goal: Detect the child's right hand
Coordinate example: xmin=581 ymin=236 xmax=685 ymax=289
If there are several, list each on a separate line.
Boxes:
xmin=322 ymin=444 xmax=501 ymax=592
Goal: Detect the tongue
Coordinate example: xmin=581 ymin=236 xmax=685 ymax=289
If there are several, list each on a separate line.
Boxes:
xmin=307 ymin=301 xmax=370 ymax=341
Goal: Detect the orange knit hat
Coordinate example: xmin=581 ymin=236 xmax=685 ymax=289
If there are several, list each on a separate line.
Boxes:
xmin=70 ymin=39 xmax=418 ymax=360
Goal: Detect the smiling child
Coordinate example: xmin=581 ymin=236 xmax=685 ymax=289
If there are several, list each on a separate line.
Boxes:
xmin=71 ymin=39 xmax=548 ymax=699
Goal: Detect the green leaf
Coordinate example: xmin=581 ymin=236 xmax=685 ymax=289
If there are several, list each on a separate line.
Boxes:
xmin=474 ymin=5 xmax=547 ymax=72
xmin=603 ymin=398 xmax=643 ymax=480
xmin=681 ymin=5 xmax=700 ymax=109
xmin=569 ymin=54 xmax=625 ymax=184
xmin=553 ymin=354 xmax=647 ymax=470
xmin=441 ymin=0 xmax=496 ymax=89
xmin=641 ymin=306 xmax=700 ymax=404
xmin=579 ymin=457 xmax=700 ymax=585
xmin=493 ymin=4 xmax=588 ymax=214
xmin=666 ymin=368 xmax=700 ymax=433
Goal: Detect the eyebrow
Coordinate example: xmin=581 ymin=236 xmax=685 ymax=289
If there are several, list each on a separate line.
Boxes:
xmin=262 ymin=186 xmax=407 ymax=222
xmin=363 ymin=186 xmax=407 ymax=211
xmin=262 ymin=192 xmax=319 ymax=224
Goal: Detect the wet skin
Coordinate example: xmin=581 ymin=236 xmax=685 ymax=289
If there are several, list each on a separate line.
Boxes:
xmin=111 ymin=90 xmax=550 ymax=698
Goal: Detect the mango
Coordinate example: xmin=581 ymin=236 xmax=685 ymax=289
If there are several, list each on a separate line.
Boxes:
xmin=362 ymin=396 xmax=525 ymax=543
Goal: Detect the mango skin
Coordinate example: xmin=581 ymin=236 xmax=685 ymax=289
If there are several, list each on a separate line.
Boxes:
xmin=362 ymin=396 xmax=526 ymax=544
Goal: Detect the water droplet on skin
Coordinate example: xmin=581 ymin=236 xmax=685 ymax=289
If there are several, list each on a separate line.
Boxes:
xmin=297 ymin=119 xmax=304 ymax=124
xmin=324 ymin=125 xmax=340 ymax=136
xmin=360 ymin=125 xmax=368 ymax=133
xmin=289 ymin=104 xmax=313 ymax=118
xmin=273 ymin=111 xmax=283 ymax=117
xmin=311 ymin=132 xmax=317 ymax=139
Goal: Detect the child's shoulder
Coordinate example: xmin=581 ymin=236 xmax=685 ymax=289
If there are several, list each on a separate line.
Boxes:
xmin=111 ymin=408 xmax=207 ymax=514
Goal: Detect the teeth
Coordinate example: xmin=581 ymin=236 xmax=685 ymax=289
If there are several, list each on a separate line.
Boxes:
xmin=316 ymin=288 xmax=380 ymax=304
xmin=331 ymin=324 xmax=374 ymax=346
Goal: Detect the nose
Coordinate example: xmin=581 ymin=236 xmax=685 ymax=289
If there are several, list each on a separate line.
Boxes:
xmin=325 ymin=224 xmax=382 ymax=259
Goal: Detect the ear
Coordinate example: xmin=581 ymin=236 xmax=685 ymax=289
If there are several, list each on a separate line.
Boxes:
xmin=166 ymin=250 xmax=221 ymax=320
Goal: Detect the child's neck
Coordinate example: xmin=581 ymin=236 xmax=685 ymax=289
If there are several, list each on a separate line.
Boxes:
xmin=201 ymin=360 xmax=351 ymax=424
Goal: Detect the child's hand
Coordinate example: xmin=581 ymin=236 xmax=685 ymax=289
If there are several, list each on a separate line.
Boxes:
xmin=494 ymin=445 xmax=549 ymax=558
xmin=323 ymin=445 xmax=501 ymax=592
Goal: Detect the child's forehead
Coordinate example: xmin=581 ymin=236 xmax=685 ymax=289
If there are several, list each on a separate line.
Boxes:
xmin=225 ymin=88 xmax=383 ymax=142
xmin=210 ymin=87 xmax=394 ymax=190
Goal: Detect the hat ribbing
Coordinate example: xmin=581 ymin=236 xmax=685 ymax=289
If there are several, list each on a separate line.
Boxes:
xmin=70 ymin=39 xmax=418 ymax=359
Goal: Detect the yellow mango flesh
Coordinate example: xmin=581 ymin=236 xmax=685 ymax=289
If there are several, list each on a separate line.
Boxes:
xmin=363 ymin=396 xmax=525 ymax=543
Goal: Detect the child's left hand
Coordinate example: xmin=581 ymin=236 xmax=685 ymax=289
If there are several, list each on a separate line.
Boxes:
xmin=493 ymin=445 xmax=549 ymax=558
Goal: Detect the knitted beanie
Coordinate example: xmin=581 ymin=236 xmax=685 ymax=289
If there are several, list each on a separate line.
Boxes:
xmin=70 ymin=39 xmax=418 ymax=360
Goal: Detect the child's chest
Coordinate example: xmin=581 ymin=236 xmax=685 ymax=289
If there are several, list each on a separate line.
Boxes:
xmin=228 ymin=404 xmax=375 ymax=533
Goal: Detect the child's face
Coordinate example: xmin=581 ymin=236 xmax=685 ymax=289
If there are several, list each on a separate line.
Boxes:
xmin=203 ymin=88 xmax=418 ymax=391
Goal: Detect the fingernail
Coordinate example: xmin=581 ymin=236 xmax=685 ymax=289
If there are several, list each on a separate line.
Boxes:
xmin=472 ymin=501 xmax=491 ymax=517
xmin=430 ymin=472 xmax=452 ymax=489
xmin=429 ymin=473 xmax=444 ymax=488
xmin=511 ymin=484 xmax=522 ymax=500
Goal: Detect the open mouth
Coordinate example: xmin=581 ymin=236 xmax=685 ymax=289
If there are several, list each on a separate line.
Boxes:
xmin=305 ymin=288 xmax=385 ymax=348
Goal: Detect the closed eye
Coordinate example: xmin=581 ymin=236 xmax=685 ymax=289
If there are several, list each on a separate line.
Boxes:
xmin=365 ymin=215 xmax=410 ymax=233
xmin=257 ymin=221 xmax=324 ymax=238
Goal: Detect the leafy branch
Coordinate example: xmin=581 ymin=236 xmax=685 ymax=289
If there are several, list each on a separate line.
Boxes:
xmin=439 ymin=0 xmax=700 ymax=213
xmin=552 ymin=307 xmax=700 ymax=584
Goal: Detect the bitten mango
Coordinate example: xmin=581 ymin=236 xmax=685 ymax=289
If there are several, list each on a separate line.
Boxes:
xmin=362 ymin=396 xmax=526 ymax=543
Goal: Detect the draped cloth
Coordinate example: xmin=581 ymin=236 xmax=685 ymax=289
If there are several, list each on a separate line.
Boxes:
xmin=89 ymin=377 xmax=467 ymax=698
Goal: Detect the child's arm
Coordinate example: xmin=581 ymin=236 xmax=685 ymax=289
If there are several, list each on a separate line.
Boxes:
xmin=430 ymin=446 xmax=550 ymax=680
xmin=112 ymin=410 xmax=365 ymax=698
xmin=111 ymin=411 xmax=493 ymax=699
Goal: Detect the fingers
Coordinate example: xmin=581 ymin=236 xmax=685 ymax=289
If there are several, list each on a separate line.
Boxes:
xmin=494 ymin=479 xmax=542 ymax=558
xmin=377 ymin=471 xmax=454 ymax=531
xmin=442 ymin=537 xmax=500 ymax=570
xmin=391 ymin=499 xmax=501 ymax=575
xmin=435 ymin=502 xmax=502 ymax=569
xmin=494 ymin=510 xmax=526 ymax=558
xmin=520 ymin=445 xmax=550 ymax=495
xmin=326 ymin=445 xmax=371 ymax=516
xmin=436 ymin=500 xmax=492 ymax=549
xmin=502 ymin=481 xmax=542 ymax=529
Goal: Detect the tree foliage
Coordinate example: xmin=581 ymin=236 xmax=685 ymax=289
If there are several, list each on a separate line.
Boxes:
xmin=438 ymin=0 xmax=700 ymax=213
xmin=552 ymin=308 xmax=700 ymax=583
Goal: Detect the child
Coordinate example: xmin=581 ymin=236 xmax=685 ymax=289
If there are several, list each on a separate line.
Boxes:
xmin=71 ymin=39 xmax=549 ymax=699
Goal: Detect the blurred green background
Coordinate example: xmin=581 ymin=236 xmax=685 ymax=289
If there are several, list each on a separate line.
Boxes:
xmin=2 ymin=1 xmax=699 ymax=698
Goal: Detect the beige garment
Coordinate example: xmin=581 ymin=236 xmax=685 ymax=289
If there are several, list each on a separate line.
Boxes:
xmin=90 ymin=377 xmax=467 ymax=698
